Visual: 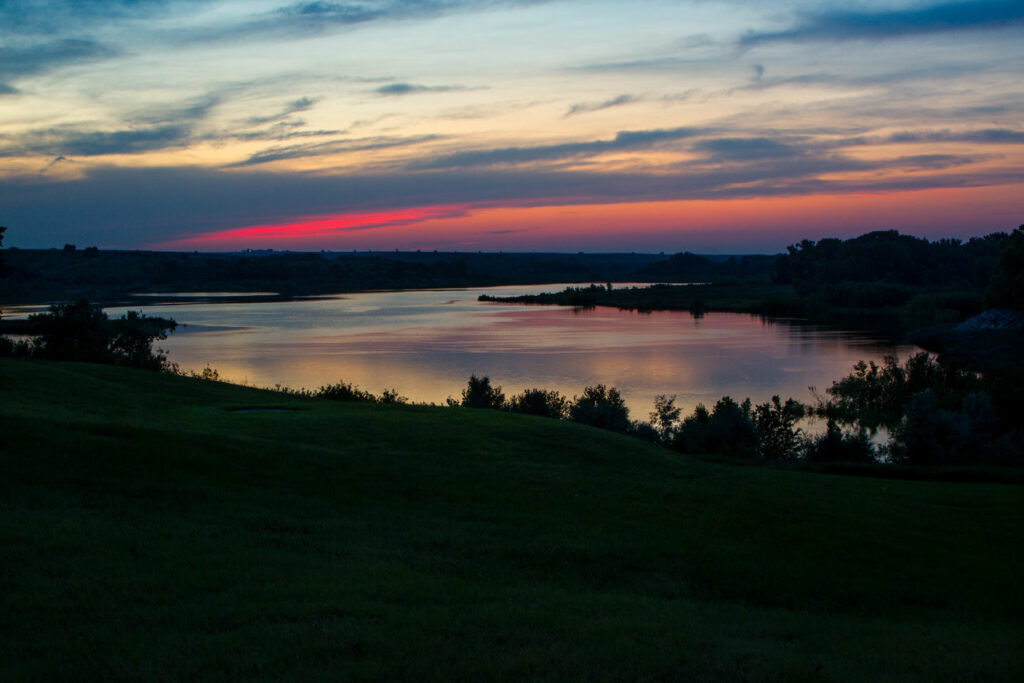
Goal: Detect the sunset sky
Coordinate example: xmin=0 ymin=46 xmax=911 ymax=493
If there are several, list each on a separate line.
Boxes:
xmin=1 ymin=0 xmax=1022 ymax=252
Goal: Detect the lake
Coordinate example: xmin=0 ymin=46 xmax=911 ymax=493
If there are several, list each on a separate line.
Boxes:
xmin=101 ymin=284 xmax=918 ymax=417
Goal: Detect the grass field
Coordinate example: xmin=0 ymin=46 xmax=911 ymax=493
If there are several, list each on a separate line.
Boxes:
xmin=1 ymin=358 xmax=1021 ymax=681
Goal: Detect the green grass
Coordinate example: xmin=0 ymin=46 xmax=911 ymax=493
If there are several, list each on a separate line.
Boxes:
xmin=1 ymin=358 xmax=1021 ymax=681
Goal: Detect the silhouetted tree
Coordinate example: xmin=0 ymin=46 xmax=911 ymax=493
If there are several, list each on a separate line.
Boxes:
xmin=805 ymin=419 xmax=875 ymax=463
xmin=754 ymin=396 xmax=804 ymax=460
xmin=455 ymin=374 xmax=506 ymax=409
xmin=987 ymin=226 xmax=1024 ymax=309
xmin=649 ymin=394 xmax=681 ymax=443
xmin=507 ymin=388 xmax=568 ymax=419
xmin=674 ymin=397 xmax=758 ymax=457
xmin=28 ymin=299 xmax=176 ymax=369
xmin=316 ymin=380 xmax=377 ymax=402
xmin=569 ymin=384 xmax=630 ymax=433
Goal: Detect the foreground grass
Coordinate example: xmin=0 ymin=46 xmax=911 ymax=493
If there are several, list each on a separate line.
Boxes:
xmin=1 ymin=358 xmax=1021 ymax=681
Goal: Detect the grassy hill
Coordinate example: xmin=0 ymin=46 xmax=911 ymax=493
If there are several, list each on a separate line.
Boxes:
xmin=1 ymin=358 xmax=1021 ymax=681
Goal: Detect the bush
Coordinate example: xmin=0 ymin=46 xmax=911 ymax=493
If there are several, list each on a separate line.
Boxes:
xmin=805 ymin=419 xmax=876 ymax=463
xmin=507 ymin=388 xmax=568 ymax=419
xmin=316 ymin=381 xmax=377 ymax=402
xmin=453 ymin=374 xmax=506 ymax=409
xmin=378 ymin=389 xmax=408 ymax=404
xmin=569 ymin=384 xmax=630 ymax=433
xmin=824 ymin=353 xmax=981 ymax=429
xmin=674 ymin=397 xmax=758 ymax=457
xmin=987 ymin=226 xmax=1024 ymax=309
xmin=648 ymin=394 xmax=681 ymax=443
xmin=754 ymin=396 xmax=805 ymax=460
xmin=26 ymin=299 xmax=176 ymax=370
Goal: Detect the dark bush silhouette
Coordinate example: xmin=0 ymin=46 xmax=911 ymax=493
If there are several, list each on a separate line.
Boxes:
xmin=378 ymin=388 xmax=408 ymax=404
xmin=987 ymin=225 xmax=1024 ymax=309
xmin=569 ymin=384 xmax=630 ymax=433
xmin=805 ymin=419 xmax=875 ymax=463
xmin=754 ymin=396 xmax=805 ymax=460
xmin=824 ymin=353 xmax=980 ymax=429
xmin=452 ymin=374 xmax=506 ymax=409
xmin=674 ymin=397 xmax=758 ymax=457
xmin=648 ymin=394 xmax=681 ymax=443
xmin=316 ymin=381 xmax=378 ymax=402
xmin=507 ymin=388 xmax=568 ymax=419
xmin=27 ymin=299 xmax=176 ymax=370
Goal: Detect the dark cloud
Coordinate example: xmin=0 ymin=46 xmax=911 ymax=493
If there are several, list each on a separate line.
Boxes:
xmin=0 ymin=39 xmax=116 ymax=80
xmin=894 ymin=154 xmax=986 ymax=170
xmin=227 ymin=126 xmax=347 ymax=143
xmin=0 ymin=0 xmax=189 ymax=35
xmin=228 ymin=134 xmax=442 ymax=166
xmin=693 ymin=137 xmax=803 ymax=162
xmin=565 ymin=94 xmax=638 ymax=117
xmin=741 ymin=1 xmax=1024 ymax=46
xmin=131 ymin=94 xmax=223 ymax=126
xmin=2 ymin=124 xmax=193 ymax=157
xmin=0 ymin=84 xmax=20 ymax=95
xmin=178 ymin=0 xmax=552 ymax=44
xmin=375 ymin=82 xmax=465 ymax=96
xmin=244 ymin=97 xmax=317 ymax=126
xmin=885 ymin=128 xmax=1024 ymax=144
xmin=38 ymin=155 xmax=69 ymax=175
xmin=414 ymin=126 xmax=704 ymax=169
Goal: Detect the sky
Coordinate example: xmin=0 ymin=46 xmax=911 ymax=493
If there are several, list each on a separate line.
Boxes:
xmin=1 ymin=0 xmax=1022 ymax=253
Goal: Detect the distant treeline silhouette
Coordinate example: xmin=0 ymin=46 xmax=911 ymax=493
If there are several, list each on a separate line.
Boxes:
xmin=484 ymin=227 xmax=1024 ymax=332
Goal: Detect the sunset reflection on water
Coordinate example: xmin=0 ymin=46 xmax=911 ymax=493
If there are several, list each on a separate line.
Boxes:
xmin=106 ymin=285 xmax=919 ymax=415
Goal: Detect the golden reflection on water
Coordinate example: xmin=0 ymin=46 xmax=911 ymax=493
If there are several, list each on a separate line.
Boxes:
xmin=105 ymin=286 xmax=919 ymax=414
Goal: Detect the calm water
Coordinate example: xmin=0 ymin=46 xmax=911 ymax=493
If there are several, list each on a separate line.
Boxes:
xmin=100 ymin=284 xmax=918 ymax=416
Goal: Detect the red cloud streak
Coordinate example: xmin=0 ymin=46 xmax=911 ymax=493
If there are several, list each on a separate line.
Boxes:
xmin=164 ymin=204 xmax=473 ymax=249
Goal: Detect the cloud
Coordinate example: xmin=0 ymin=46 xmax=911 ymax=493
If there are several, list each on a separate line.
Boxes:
xmin=130 ymin=94 xmax=224 ymax=126
xmin=884 ymin=128 xmax=1024 ymax=144
xmin=1 ymin=124 xmax=193 ymax=157
xmin=741 ymin=1 xmax=1024 ymax=46
xmin=693 ymin=137 xmax=804 ymax=162
xmin=414 ymin=126 xmax=704 ymax=169
xmin=176 ymin=0 xmax=553 ymax=45
xmin=565 ymin=94 xmax=639 ymax=117
xmin=894 ymin=154 xmax=986 ymax=170
xmin=0 ymin=0 xmax=178 ymax=36
xmin=0 ymin=84 xmax=19 ymax=95
xmin=375 ymin=82 xmax=466 ymax=96
xmin=38 ymin=155 xmax=69 ymax=175
xmin=0 ymin=39 xmax=116 ymax=80
xmin=228 ymin=134 xmax=442 ymax=166
xmin=10 ymin=140 xmax=1019 ymax=247
xmin=244 ymin=97 xmax=317 ymax=126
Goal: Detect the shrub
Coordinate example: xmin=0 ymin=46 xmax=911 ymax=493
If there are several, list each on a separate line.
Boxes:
xmin=316 ymin=381 xmax=377 ymax=402
xmin=507 ymin=388 xmax=568 ymax=419
xmin=27 ymin=299 xmax=176 ymax=370
xmin=805 ymin=419 xmax=876 ymax=463
xmin=569 ymin=384 xmax=630 ymax=433
xmin=674 ymin=397 xmax=758 ymax=457
xmin=378 ymin=388 xmax=408 ymax=404
xmin=454 ymin=374 xmax=506 ymax=409
xmin=648 ymin=394 xmax=681 ymax=443
xmin=754 ymin=396 xmax=805 ymax=460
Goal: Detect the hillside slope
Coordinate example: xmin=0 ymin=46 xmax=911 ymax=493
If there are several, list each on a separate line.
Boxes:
xmin=1 ymin=359 xmax=1021 ymax=681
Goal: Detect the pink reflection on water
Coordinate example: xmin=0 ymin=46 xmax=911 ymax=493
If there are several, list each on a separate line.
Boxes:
xmin=134 ymin=288 xmax=917 ymax=417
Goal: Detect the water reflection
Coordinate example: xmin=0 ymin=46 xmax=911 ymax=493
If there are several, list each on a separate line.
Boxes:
xmin=105 ymin=284 xmax=919 ymax=414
